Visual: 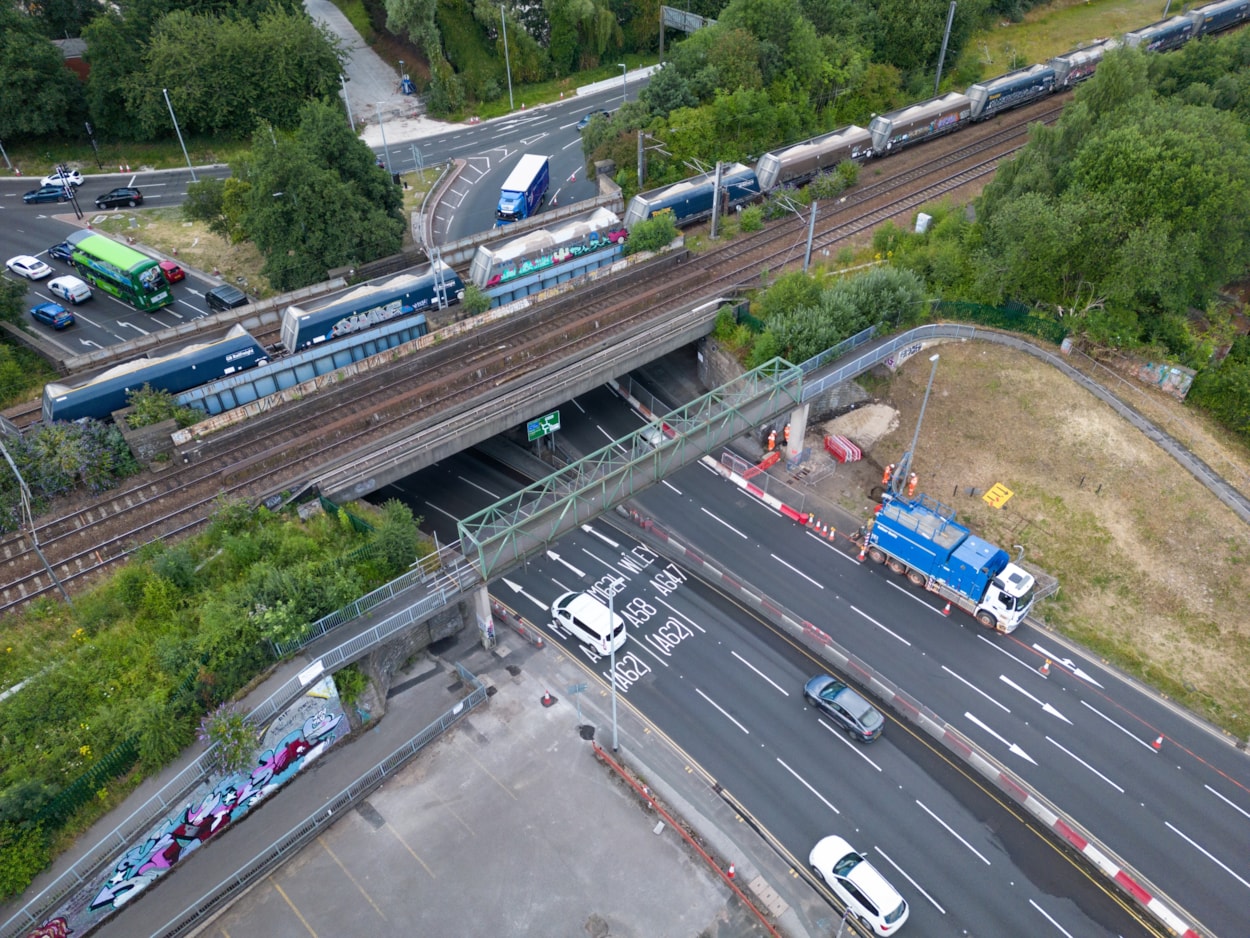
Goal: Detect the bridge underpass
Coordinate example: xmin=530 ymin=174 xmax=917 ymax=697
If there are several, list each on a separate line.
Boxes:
xmin=313 ymin=294 xmax=738 ymax=502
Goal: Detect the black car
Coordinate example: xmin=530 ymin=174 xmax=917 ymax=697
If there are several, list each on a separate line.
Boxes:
xmin=95 ymin=187 xmax=143 ymax=209
xmin=23 ymin=184 xmax=70 ymax=205
xmin=205 ymin=284 xmax=250 ymax=312
xmin=47 ymin=242 xmax=74 ymax=263
xmin=576 ymin=109 xmax=612 ymax=131
xmin=803 ymin=674 xmax=885 ymax=742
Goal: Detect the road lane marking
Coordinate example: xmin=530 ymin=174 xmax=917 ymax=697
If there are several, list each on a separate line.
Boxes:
xmin=999 ymin=674 xmax=1071 ymax=722
xmin=943 ymin=666 xmax=1009 ymax=712
xmin=1205 ymin=784 xmax=1250 ymax=821
xmin=269 ymin=877 xmax=320 ymax=934
xmin=776 ymin=757 xmax=839 ymax=814
xmin=317 ymin=836 xmax=386 ymax=920
xmin=699 ymin=507 xmax=747 ymax=538
xmin=770 ymin=552 xmax=823 ymax=588
xmin=695 ymin=688 xmax=749 ymax=733
xmin=915 ymin=800 xmax=991 ymax=865
xmin=875 ymin=846 xmax=944 ymax=913
xmin=850 ymin=605 xmax=911 ymax=645
xmin=731 ymin=650 xmax=787 ymax=695
xmin=1165 ymin=822 xmax=1250 ymax=890
xmin=458 ymin=475 xmax=501 ymax=498
xmin=1029 ymin=899 xmax=1076 ymax=937
xmin=1044 ymin=737 xmax=1124 ymax=792
xmin=816 ymin=718 xmax=882 ymax=771
xmin=1078 ymin=700 xmax=1159 ymax=752
xmin=579 ymin=546 xmax=632 ymax=580
xmin=806 ymin=529 xmax=860 ymax=563
xmin=662 ymin=479 xmax=682 ymax=494
xmin=965 ymin=712 xmax=1035 ymax=763
xmin=422 ymin=500 xmax=458 ymax=521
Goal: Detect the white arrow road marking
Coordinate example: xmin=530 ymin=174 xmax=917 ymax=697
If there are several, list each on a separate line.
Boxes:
xmin=500 ymin=577 xmax=549 ymax=613
xmin=999 ymin=675 xmax=1071 ymax=723
xmin=944 ymin=666 xmax=1009 ymax=711
xmin=1045 ymin=737 xmax=1124 ymax=792
xmin=915 ymin=800 xmax=992 ymax=864
xmin=546 ymin=550 xmax=585 ymax=579
xmin=519 ymin=133 xmax=547 ymax=146
xmin=580 ymin=523 xmax=619 ymax=548
xmin=964 ymin=712 xmax=1036 ymax=764
xmin=117 ymin=320 xmax=150 ymax=335
xmin=1031 ymin=642 xmax=1103 ymax=686
xmin=78 ymin=339 xmax=102 ymax=349
xmin=1078 ymin=700 xmax=1159 ymax=751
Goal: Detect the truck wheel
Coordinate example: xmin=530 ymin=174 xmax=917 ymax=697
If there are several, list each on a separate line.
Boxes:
xmin=867 ymin=547 xmax=886 ymax=564
xmin=906 ymin=569 xmax=925 ymax=587
xmin=888 ymin=559 xmax=905 ymax=575
xmin=976 ymin=610 xmax=998 ymax=629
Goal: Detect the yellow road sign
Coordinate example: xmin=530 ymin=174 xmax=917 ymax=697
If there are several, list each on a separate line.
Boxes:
xmin=983 ymin=483 xmax=1014 ymax=509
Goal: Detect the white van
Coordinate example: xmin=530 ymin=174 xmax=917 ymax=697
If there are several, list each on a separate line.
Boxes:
xmin=551 ymin=591 xmax=627 ymax=654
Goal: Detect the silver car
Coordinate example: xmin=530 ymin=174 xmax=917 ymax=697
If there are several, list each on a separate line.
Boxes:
xmin=804 ymin=674 xmax=885 ymax=742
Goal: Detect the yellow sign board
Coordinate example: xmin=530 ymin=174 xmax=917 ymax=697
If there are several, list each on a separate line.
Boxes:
xmin=983 ymin=483 xmax=1014 ymax=510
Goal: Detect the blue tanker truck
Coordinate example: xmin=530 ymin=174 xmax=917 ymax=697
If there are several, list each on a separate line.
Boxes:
xmin=496 ymin=154 xmax=550 ymax=225
xmin=864 ymin=492 xmax=1036 ymax=633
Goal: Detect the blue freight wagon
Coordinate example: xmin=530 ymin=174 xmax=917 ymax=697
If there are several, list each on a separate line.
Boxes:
xmin=1186 ymin=0 xmax=1250 ymax=34
xmin=623 ymin=164 xmax=760 ymax=228
xmin=43 ymin=324 xmax=268 ymax=423
xmin=967 ymin=64 xmax=1056 ymax=121
xmin=280 ymin=263 xmax=463 ymax=353
xmin=1123 ymin=15 xmax=1195 ymax=52
xmin=496 ymin=154 xmax=550 ymax=225
xmin=469 ymin=207 xmax=627 ymax=289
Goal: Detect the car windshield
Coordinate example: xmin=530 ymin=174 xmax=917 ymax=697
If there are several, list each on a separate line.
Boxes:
xmin=833 ymin=851 xmax=863 ymax=878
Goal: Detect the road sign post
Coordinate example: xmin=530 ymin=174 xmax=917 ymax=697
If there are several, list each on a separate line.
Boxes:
xmin=527 ymin=410 xmax=561 ymax=441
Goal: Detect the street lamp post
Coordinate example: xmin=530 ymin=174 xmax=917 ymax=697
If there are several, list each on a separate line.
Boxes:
xmin=618 ymin=63 xmax=627 ymax=106
xmin=340 ymin=74 xmax=355 ymax=130
xmin=895 ymin=353 xmax=940 ymax=496
xmin=608 ymin=585 xmax=619 ymax=752
xmin=376 ymin=102 xmax=394 ymax=175
xmin=501 ymin=5 xmax=515 ymax=111
xmin=162 ymin=88 xmax=197 ymax=182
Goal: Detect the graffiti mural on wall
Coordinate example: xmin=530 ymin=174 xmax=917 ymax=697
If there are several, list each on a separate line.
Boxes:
xmin=884 ymin=342 xmax=925 ymax=371
xmin=29 ymin=676 xmax=347 ymax=938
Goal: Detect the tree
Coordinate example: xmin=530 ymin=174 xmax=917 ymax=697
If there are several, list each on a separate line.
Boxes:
xmin=197 ymin=702 xmax=256 ymax=776
xmin=0 ymin=4 xmax=84 ymax=140
xmin=386 ymin=0 xmax=441 ymax=60
xmin=640 ymin=63 xmax=697 ymax=118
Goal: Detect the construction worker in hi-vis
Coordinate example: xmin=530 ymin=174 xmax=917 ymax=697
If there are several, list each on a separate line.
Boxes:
xmin=907 ymin=472 xmax=918 ymax=497
xmin=882 ymin=463 xmax=895 ymax=485
xmin=767 ymin=429 xmax=776 ymax=452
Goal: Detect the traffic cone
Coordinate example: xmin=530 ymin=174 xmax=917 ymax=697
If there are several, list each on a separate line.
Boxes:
xmin=828 ymin=526 xmax=836 ymax=541
xmin=1040 ymin=659 xmax=1051 ymax=677
xmin=1152 ymin=735 xmax=1163 ymax=751
xmin=941 ymin=602 xmax=951 ymax=616
xmin=857 ymin=545 xmax=866 ymax=561
xmin=726 ymin=864 xmax=735 ymax=880
xmin=541 ymin=690 xmax=556 ymax=707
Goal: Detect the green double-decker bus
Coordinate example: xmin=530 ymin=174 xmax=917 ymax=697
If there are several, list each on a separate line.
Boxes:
xmin=66 ymin=230 xmax=173 ymax=312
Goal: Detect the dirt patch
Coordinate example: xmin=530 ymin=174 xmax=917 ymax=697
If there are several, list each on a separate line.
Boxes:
xmin=822 ymin=403 xmax=899 ymax=450
xmin=804 ymin=341 xmax=1250 ymax=736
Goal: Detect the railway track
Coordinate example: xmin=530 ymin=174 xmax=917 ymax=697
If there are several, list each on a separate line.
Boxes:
xmin=0 ymin=105 xmax=1057 ymax=613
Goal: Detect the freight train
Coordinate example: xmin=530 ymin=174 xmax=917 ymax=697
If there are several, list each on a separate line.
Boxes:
xmin=624 ymin=0 xmax=1250 ymax=226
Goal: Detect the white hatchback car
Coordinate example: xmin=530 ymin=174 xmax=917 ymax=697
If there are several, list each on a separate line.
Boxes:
xmin=810 ymin=836 xmax=909 ymax=935
xmin=41 ymin=169 xmax=83 ymax=188
xmin=48 ymin=275 xmax=93 ymax=305
xmin=6 ymin=255 xmax=53 ymax=280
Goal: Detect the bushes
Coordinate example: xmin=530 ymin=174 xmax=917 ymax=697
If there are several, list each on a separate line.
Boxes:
xmin=622 ymin=213 xmax=679 ymax=255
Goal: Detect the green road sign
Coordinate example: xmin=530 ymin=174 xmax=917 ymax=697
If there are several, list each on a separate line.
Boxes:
xmin=527 ymin=410 xmax=561 ymax=441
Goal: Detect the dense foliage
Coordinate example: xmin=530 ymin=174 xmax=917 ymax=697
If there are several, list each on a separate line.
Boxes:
xmin=0 ymin=420 xmax=140 ymax=535
xmin=0 ymin=497 xmax=430 ymax=898
xmin=183 ymin=100 xmax=405 ymax=290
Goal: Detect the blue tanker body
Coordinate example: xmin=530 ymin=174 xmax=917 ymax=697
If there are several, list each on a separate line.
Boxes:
xmin=43 ymin=324 xmax=268 ymax=423
xmin=281 ymin=264 xmax=463 ymax=353
xmin=967 ymin=64 xmax=1057 ymax=120
xmin=1187 ymin=0 xmax=1250 ymax=34
xmin=1124 ymin=15 xmax=1195 ymax=52
xmin=623 ymin=164 xmax=760 ymax=228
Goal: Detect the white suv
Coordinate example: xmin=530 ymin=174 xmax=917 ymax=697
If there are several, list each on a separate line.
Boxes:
xmin=809 ymin=836 xmax=908 ymax=935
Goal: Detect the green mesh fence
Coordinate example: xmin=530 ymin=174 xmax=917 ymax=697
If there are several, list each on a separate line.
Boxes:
xmin=932 ymin=300 xmax=1068 ymax=345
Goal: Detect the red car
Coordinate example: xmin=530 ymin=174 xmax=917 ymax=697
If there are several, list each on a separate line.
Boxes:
xmin=159 ymin=260 xmax=186 ymax=283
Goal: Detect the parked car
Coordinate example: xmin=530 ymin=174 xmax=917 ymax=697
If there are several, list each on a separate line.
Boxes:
xmin=205 ymin=283 xmax=249 ymax=312
xmin=577 ymin=109 xmax=612 ymax=130
xmin=29 ymin=302 xmax=75 ymax=330
xmin=48 ymin=275 xmax=93 ymax=305
xmin=159 ymin=260 xmax=186 ymax=283
xmin=6 ymin=255 xmax=54 ymax=280
xmin=41 ymin=169 xmax=83 ymax=188
xmin=22 ymin=184 xmax=70 ymax=205
xmin=803 ymin=674 xmax=885 ymax=742
xmin=95 ymin=187 xmax=143 ymax=209
xmin=809 ymin=836 xmax=908 ymax=935
xmin=47 ymin=241 xmax=74 ymax=263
